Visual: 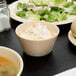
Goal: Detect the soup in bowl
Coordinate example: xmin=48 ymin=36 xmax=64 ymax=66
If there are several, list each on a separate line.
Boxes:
xmin=15 ymin=21 xmax=60 ymax=56
xmin=0 ymin=46 xmax=23 ymax=76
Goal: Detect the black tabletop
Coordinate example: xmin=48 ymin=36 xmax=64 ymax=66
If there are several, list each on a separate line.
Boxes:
xmin=0 ymin=0 xmax=76 ymax=76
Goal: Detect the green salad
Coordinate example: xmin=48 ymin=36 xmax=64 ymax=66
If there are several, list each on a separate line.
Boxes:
xmin=16 ymin=0 xmax=76 ymax=22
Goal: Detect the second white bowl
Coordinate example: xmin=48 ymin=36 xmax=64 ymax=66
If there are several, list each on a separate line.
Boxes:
xmin=15 ymin=21 xmax=60 ymax=56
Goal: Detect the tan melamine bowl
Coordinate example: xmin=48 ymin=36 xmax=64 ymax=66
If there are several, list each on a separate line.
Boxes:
xmin=15 ymin=21 xmax=60 ymax=56
xmin=0 ymin=46 xmax=23 ymax=76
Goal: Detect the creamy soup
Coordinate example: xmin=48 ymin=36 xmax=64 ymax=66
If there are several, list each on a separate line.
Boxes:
xmin=0 ymin=56 xmax=18 ymax=76
xmin=20 ymin=23 xmax=55 ymax=40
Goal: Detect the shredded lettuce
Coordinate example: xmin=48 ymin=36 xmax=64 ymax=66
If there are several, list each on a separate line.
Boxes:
xmin=17 ymin=2 xmax=28 ymax=11
xmin=55 ymin=0 xmax=67 ymax=5
xmin=51 ymin=6 xmax=64 ymax=13
xmin=16 ymin=2 xmax=28 ymax=18
xmin=39 ymin=6 xmax=67 ymax=22
xmin=16 ymin=10 xmax=26 ymax=18
xmin=26 ymin=14 xmax=40 ymax=21
xmin=64 ymin=0 xmax=74 ymax=8
xmin=25 ymin=11 xmax=40 ymax=21
xmin=16 ymin=1 xmax=76 ymax=22
xmin=69 ymin=4 xmax=76 ymax=15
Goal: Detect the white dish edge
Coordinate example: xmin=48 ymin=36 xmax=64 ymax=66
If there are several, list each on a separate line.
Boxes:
xmin=9 ymin=1 xmax=76 ymax=25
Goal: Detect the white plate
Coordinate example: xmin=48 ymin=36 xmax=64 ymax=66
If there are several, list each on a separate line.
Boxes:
xmin=68 ymin=30 xmax=76 ymax=46
xmin=54 ymin=67 xmax=76 ymax=76
xmin=9 ymin=1 xmax=76 ymax=25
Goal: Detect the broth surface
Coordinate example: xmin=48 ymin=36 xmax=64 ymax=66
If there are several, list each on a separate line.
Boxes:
xmin=0 ymin=56 xmax=18 ymax=76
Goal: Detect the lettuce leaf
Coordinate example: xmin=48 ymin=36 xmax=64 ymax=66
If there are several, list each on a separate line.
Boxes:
xmin=17 ymin=2 xmax=28 ymax=11
xmin=64 ymin=0 xmax=74 ymax=8
xmin=16 ymin=10 xmax=26 ymax=18
xmin=69 ymin=4 xmax=76 ymax=15
xmin=38 ymin=6 xmax=67 ymax=22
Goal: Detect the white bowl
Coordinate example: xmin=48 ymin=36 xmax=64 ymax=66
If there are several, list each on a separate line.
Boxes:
xmin=68 ymin=30 xmax=76 ymax=46
xmin=71 ymin=20 xmax=76 ymax=38
xmin=9 ymin=1 xmax=76 ymax=25
xmin=15 ymin=21 xmax=60 ymax=56
xmin=0 ymin=46 xmax=23 ymax=76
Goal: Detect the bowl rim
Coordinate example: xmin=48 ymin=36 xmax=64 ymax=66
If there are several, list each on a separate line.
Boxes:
xmin=15 ymin=21 xmax=60 ymax=41
xmin=0 ymin=46 xmax=24 ymax=76
xmin=68 ymin=30 xmax=76 ymax=46
xmin=9 ymin=0 xmax=76 ymax=25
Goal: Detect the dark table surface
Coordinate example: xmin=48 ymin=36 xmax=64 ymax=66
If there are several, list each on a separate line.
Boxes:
xmin=0 ymin=0 xmax=76 ymax=76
